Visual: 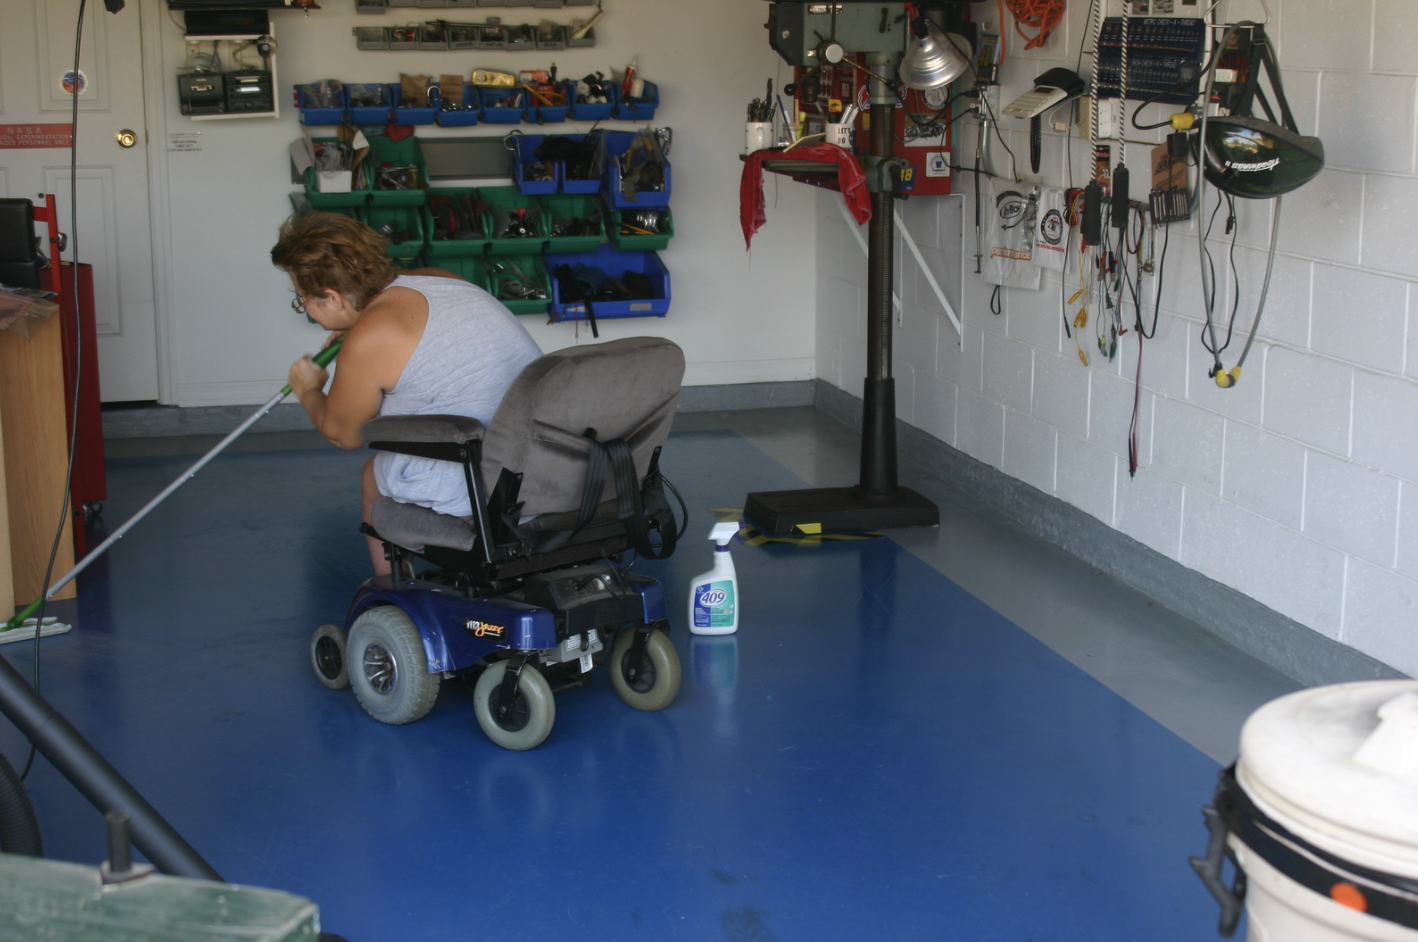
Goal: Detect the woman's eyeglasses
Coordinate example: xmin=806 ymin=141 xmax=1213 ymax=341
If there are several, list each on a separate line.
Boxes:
xmin=290 ymin=295 xmax=308 ymax=315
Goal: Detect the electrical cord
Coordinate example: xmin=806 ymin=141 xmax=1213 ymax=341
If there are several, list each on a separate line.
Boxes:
xmin=20 ymin=0 xmax=89 ymax=783
xmin=1003 ymin=0 xmax=1066 ymax=51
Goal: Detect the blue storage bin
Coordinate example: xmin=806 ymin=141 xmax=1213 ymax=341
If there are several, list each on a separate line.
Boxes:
xmin=479 ymin=86 xmax=527 ymax=124
xmin=544 ymin=246 xmax=670 ymax=320
xmin=391 ymin=83 xmax=438 ymax=125
xmin=544 ymin=131 xmax=605 ymax=194
xmin=435 ymin=85 xmax=480 ymax=127
xmin=297 ymin=83 xmax=346 ymax=126
xmin=508 ymin=134 xmax=559 ymax=195
xmin=602 ymin=131 xmax=671 ymax=210
xmin=615 ymin=80 xmax=659 ymax=121
xmin=565 ymin=79 xmax=615 ymax=121
xmin=524 ymin=84 xmax=569 ymax=123
xmin=347 ymin=83 xmax=393 ymax=125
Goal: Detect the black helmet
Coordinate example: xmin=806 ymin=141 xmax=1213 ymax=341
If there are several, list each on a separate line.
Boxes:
xmin=1203 ymin=115 xmax=1325 ymax=199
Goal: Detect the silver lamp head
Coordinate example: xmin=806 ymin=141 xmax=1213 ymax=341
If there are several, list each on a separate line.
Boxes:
xmin=900 ymin=19 xmax=970 ymax=91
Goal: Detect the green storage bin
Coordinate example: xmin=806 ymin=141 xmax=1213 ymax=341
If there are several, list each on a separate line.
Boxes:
xmin=302 ymin=137 xmax=373 ymax=209
xmin=541 ymin=193 xmax=606 ymax=253
xmin=608 ymin=205 xmax=674 ymax=251
xmin=365 ymin=203 xmax=425 ymax=263
xmin=480 ymin=185 xmax=548 ymax=256
xmin=485 ymin=255 xmax=551 ymax=315
xmin=424 ymin=187 xmax=489 ymax=258
xmin=432 ymin=256 xmax=492 ymax=291
xmin=367 ymin=135 xmax=428 ymax=207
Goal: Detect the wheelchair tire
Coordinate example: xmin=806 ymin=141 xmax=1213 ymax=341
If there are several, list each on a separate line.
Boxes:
xmin=474 ymin=661 xmax=555 ymax=751
xmin=347 ymin=606 xmax=439 ymax=725
xmin=310 ymin=623 xmax=349 ymax=690
xmin=610 ymin=627 xmax=681 ymax=712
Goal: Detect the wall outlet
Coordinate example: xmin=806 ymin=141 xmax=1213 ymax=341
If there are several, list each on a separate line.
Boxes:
xmin=1080 ymin=96 xmax=1118 ymax=141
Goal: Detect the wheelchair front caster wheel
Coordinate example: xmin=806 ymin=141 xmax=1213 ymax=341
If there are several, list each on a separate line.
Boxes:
xmin=474 ymin=661 xmax=555 ymax=751
xmin=310 ymin=623 xmax=349 ymax=690
xmin=610 ymin=627 xmax=681 ymax=712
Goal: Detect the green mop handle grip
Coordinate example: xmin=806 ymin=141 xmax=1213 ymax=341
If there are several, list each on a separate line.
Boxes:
xmin=279 ymin=339 xmax=343 ymax=397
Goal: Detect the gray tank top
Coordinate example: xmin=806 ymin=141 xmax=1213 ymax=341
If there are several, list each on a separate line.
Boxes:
xmin=378 ymin=274 xmax=541 ymax=422
xmin=372 ymin=275 xmax=541 ymax=516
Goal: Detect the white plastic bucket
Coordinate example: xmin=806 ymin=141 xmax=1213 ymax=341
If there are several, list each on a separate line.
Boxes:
xmin=1222 ymin=681 xmax=1418 ymax=941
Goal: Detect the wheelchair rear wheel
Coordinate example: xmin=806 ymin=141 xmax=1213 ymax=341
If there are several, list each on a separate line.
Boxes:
xmin=474 ymin=661 xmax=556 ymax=751
xmin=348 ymin=606 xmax=440 ymax=725
xmin=610 ymin=627 xmax=681 ymax=712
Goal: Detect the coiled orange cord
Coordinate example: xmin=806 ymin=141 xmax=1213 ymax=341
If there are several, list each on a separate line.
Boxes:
xmin=1003 ymin=0 xmax=1066 ymax=50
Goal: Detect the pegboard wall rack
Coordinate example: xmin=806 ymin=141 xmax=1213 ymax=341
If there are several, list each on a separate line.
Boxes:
xmin=353 ymin=22 xmax=595 ymax=50
xmin=356 ymin=0 xmax=595 ymax=12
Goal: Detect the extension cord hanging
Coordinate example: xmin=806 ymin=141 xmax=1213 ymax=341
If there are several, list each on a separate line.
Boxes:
xmin=1207 ymin=197 xmax=1282 ymax=388
xmin=1003 ymin=0 xmax=1066 ymax=51
xmin=1196 ymin=22 xmax=1288 ymax=389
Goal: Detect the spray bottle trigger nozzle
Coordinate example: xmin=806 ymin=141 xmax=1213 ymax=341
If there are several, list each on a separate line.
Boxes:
xmin=709 ymin=522 xmax=739 ymax=545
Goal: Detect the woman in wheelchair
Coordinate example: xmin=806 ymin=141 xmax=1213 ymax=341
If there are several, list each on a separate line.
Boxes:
xmin=271 ymin=212 xmax=542 ymax=575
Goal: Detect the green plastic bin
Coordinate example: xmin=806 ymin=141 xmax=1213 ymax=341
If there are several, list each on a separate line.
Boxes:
xmin=480 ymin=185 xmax=548 ymax=256
xmin=365 ymin=203 xmax=425 ymax=263
xmin=367 ymin=135 xmax=428 ymax=207
xmin=486 ymin=255 xmax=551 ymax=315
xmin=424 ymin=187 xmax=489 ymax=258
xmin=608 ymin=204 xmax=674 ymax=251
xmin=542 ymin=193 xmax=606 ymax=253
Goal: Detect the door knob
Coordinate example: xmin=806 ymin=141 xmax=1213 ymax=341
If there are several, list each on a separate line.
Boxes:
xmin=116 ymin=129 xmax=137 ymax=148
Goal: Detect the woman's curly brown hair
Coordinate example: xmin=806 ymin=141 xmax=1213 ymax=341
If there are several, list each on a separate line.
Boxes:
xmin=270 ymin=212 xmax=397 ymax=311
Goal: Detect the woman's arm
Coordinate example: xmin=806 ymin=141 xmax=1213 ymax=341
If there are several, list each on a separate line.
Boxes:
xmin=289 ymin=295 xmax=422 ymax=448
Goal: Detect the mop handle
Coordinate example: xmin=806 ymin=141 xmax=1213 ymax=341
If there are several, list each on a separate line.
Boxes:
xmin=5 ymin=340 xmax=343 ymax=630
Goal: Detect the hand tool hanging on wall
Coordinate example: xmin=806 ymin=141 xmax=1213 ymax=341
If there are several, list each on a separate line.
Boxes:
xmin=2 ymin=341 xmax=342 ymax=633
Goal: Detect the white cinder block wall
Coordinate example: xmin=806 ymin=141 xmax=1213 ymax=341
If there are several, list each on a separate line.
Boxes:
xmin=817 ymin=0 xmax=1418 ymax=677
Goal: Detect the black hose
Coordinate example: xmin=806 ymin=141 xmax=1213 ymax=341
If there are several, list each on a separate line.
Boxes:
xmin=0 ymin=745 xmax=41 ymax=856
xmin=0 ymin=653 xmax=219 ymax=880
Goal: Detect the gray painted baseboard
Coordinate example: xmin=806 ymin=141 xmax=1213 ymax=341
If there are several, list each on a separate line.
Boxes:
xmin=813 ymin=379 xmax=1407 ymax=689
xmin=99 ymin=381 xmax=817 ymax=440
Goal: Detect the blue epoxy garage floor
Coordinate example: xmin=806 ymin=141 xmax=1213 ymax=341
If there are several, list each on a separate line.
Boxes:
xmin=0 ymin=407 xmax=1301 ymax=941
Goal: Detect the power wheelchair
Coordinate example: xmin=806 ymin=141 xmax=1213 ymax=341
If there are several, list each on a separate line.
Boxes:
xmin=308 ymin=336 xmax=687 ymax=750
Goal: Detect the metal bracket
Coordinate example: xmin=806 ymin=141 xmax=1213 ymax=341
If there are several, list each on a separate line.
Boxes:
xmin=1188 ymin=804 xmax=1247 ymax=938
xmin=494 ymin=653 xmax=531 ymax=722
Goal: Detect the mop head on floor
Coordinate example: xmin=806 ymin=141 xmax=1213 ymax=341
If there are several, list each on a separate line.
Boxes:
xmin=0 ymin=617 xmax=73 ymax=644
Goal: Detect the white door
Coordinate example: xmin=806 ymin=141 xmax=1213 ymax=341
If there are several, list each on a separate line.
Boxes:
xmin=0 ymin=0 xmax=159 ymax=402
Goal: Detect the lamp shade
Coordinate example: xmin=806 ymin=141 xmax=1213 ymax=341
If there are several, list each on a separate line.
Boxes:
xmin=900 ymin=20 xmax=970 ymax=91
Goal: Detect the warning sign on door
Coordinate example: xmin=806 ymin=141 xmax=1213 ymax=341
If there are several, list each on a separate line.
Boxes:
xmin=0 ymin=125 xmax=74 ymax=149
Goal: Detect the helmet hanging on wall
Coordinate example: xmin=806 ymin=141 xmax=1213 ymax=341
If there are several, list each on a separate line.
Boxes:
xmin=1201 ymin=25 xmax=1324 ymax=199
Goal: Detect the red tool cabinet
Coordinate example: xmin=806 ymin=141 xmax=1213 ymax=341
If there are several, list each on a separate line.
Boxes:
xmin=32 ymin=196 xmax=107 ymax=553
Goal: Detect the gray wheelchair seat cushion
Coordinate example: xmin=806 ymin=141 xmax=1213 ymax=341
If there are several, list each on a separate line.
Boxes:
xmin=369 ymin=498 xmax=476 ymax=554
xmin=363 ymin=336 xmax=684 ymax=553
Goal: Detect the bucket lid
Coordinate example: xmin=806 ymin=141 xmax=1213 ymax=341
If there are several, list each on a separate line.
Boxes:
xmin=1238 ymin=680 xmax=1418 ymax=866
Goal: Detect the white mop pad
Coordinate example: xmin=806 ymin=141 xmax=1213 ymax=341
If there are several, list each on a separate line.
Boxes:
xmin=0 ymin=617 xmax=74 ymax=644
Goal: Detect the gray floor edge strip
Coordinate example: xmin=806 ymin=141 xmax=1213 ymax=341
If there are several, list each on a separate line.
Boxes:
xmin=813 ymin=378 xmax=1407 ymax=689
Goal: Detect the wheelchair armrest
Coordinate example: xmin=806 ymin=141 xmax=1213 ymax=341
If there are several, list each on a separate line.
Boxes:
xmin=361 ymin=413 xmax=486 ymax=462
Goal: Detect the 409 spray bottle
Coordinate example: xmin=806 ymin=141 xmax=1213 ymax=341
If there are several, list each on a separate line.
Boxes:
xmin=688 ymin=522 xmax=739 ymax=635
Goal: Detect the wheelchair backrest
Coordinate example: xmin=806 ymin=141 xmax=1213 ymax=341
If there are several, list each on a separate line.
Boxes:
xmin=481 ymin=336 xmax=685 ymax=517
